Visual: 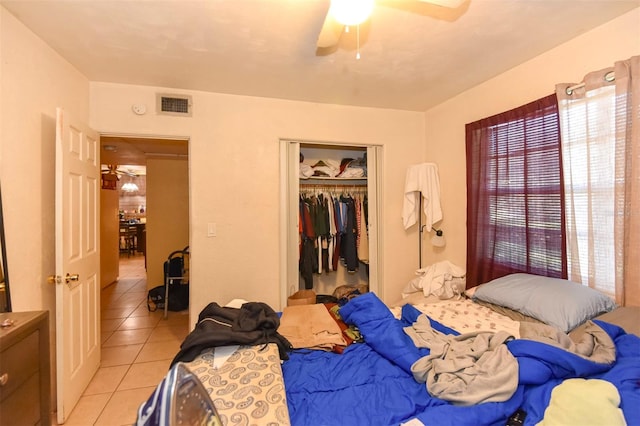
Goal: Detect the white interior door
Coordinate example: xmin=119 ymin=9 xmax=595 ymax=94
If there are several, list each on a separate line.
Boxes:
xmin=54 ymin=108 xmax=101 ymax=424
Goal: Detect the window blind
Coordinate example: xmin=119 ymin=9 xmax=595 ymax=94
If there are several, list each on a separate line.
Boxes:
xmin=466 ymin=94 xmax=566 ymax=287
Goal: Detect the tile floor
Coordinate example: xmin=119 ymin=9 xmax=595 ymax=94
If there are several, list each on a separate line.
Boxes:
xmin=59 ymin=254 xmax=190 ymax=426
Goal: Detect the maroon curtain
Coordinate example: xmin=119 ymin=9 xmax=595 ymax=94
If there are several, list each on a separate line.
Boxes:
xmin=465 ymin=94 xmax=566 ymax=288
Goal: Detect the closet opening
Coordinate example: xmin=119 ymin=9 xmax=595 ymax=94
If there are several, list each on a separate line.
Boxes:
xmin=279 ymin=139 xmax=384 ymax=309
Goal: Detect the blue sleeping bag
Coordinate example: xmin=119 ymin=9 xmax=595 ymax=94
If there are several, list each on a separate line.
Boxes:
xmin=281 ymin=292 xmax=640 ymax=426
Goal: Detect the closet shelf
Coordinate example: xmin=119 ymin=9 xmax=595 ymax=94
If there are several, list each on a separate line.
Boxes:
xmin=300 ymin=177 xmax=367 ymax=182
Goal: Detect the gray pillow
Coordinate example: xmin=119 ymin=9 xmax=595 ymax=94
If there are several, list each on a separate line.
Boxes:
xmin=471 ymin=273 xmax=617 ymax=332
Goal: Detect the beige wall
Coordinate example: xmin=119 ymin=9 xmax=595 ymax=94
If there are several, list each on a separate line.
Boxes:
xmin=0 ymin=5 xmax=91 ymax=410
xmin=89 ymin=85 xmax=427 ymax=318
xmin=146 ymin=158 xmax=189 ymax=289
xmin=423 ymin=8 xmax=640 ymax=273
xmin=100 ymin=189 xmax=119 ymax=288
xmin=0 ymin=7 xmax=90 ymax=312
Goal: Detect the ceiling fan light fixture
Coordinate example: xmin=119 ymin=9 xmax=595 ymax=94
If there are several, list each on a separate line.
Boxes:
xmin=329 ymin=0 xmax=375 ymax=26
xmin=121 ymin=182 xmax=139 ymax=192
xmin=420 ymin=0 xmax=466 ymax=8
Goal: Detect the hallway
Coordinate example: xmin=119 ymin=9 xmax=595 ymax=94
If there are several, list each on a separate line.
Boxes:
xmin=61 ymin=254 xmax=189 ymax=425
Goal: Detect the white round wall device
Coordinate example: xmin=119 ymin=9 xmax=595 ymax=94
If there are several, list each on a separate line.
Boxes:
xmin=132 ymin=104 xmax=147 ymax=115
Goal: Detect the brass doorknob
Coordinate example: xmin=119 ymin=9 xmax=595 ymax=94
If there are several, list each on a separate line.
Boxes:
xmin=65 ymin=273 xmax=80 ymax=283
xmin=47 ymin=274 xmax=80 ymax=284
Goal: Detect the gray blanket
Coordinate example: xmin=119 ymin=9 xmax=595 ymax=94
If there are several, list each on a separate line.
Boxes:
xmin=519 ymin=320 xmax=616 ymax=364
xmin=405 ymin=315 xmax=518 ymax=406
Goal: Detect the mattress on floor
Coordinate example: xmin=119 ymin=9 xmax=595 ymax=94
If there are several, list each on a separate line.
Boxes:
xmin=183 ymin=343 xmax=290 ymax=426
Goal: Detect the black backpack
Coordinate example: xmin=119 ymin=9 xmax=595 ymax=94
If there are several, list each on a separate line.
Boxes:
xmin=148 ymin=250 xmax=189 ymax=312
xmin=147 ymin=284 xmax=189 ymax=312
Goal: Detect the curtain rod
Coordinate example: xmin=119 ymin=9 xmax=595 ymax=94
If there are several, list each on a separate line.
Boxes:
xmin=566 ymin=71 xmax=615 ymax=95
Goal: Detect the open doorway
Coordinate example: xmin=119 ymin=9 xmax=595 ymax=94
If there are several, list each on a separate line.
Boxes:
xmin=99 ymin=135 xmax=189 ymax=302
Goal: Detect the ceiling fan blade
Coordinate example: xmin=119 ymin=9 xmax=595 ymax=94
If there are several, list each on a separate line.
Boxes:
xmin=418 ymin=0 xmax=466 ymax=8
xmin=317 ymin=12 xmax=344 ymax=48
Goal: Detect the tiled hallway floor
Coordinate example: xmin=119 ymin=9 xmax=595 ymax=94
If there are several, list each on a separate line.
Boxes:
xmin=60 ymin=254 xmax=190 ymax=425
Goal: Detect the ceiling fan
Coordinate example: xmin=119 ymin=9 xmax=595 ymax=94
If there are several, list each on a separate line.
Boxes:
xmin=317 ymin=0 xmax=467 ymax=50
xmin=101 ymin=164 xmax=139 ymax=179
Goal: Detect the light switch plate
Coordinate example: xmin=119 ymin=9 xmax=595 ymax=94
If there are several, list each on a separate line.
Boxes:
xmin=207 ymin=223 xmax=217 ymax=237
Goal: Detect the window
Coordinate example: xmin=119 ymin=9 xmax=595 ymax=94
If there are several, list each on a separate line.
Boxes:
xmin=466 ymin=94 xmax=566 ymax=287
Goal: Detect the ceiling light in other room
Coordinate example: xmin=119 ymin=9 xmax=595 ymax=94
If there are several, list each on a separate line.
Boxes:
xmin=329 ymin=0 xmax=375 ymax=26
xmin=122 ymin=182 xmax=139 ymax=192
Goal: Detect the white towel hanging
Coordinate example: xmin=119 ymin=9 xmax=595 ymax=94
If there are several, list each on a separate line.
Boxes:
xmin=402 ymin=163 xmax=442 ymax=230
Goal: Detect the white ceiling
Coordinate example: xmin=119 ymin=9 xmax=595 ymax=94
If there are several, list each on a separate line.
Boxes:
xmin=1 ymin=0 xmax=638 ymax=111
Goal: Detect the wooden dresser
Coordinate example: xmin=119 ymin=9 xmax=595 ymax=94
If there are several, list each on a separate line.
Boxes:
xmin=0 ymin=311 xmax=50 ymax=425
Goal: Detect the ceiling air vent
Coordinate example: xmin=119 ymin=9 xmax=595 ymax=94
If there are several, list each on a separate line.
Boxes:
xmin=156 ymin=94 xmax=192 ymax=117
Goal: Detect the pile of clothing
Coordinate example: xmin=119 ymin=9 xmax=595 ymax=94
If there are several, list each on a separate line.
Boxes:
xmin=170 ymin=301 xmax=293 ymax=365
xmin=279 ymin=302 xmax=362 ymax=354
xmin=300 ymin=156 xmax=367 ymax=179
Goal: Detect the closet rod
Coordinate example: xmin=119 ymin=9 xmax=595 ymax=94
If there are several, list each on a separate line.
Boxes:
xmin=566 ymin=71 xmax=615 ymax=95
xmin=299 ymin=187 xmax=367 ymax=195
xmin=300 ymin=184 xmax=367 ymax=189
xmin=300 ymin=187 xmax=367 ymax=196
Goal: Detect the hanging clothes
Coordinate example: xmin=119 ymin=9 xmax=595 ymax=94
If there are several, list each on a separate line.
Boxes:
xmin=340 ymin=195 xmax=358 ymax=273
xmin=327 ymin=196 xmax=336 ymax=272
xmin=299 ymin=197 xmax=317 ymax=289
xmin=355 ymin=196 xmax=362 ymax=251
xmin=299 ymin=186 xmax=367 ymax=288
xmin=358 ymin=196 xmax=369 ymax=264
